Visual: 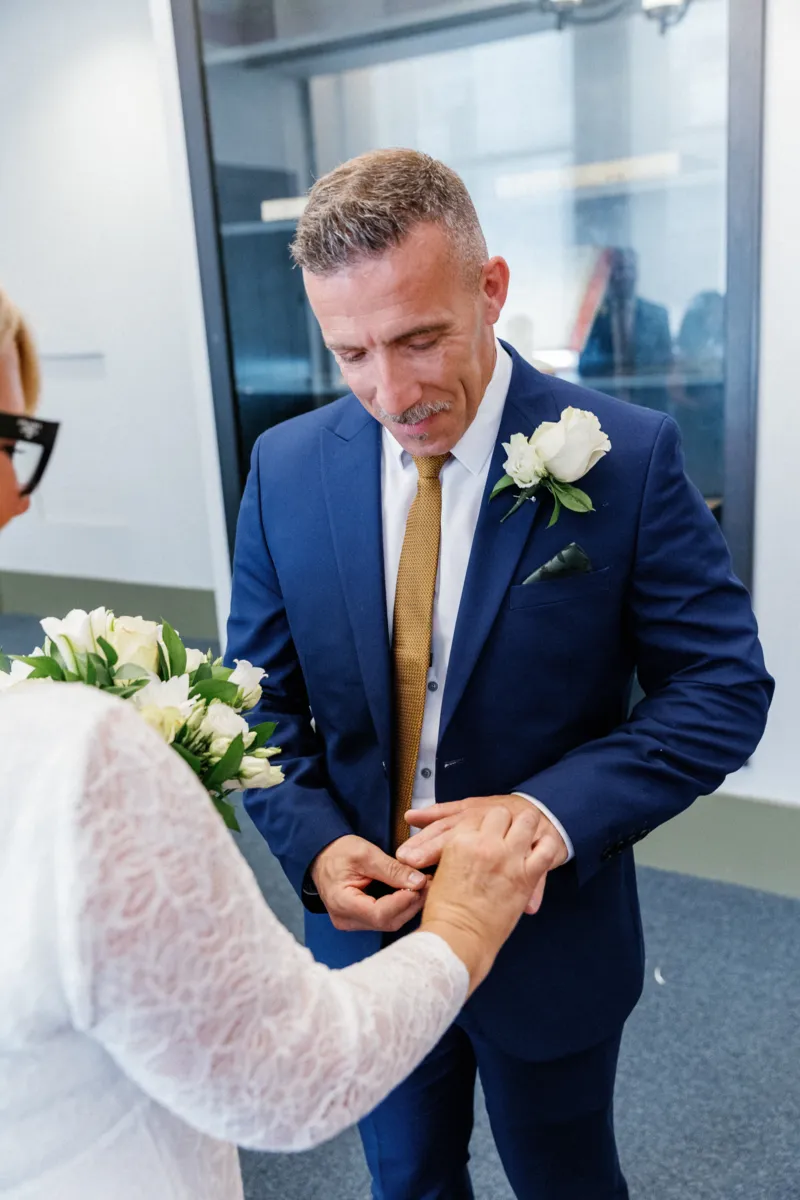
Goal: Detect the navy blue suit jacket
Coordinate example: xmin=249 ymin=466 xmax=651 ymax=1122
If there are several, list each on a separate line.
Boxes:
xmin=227 ymin=344 xmax=772 ymax=1062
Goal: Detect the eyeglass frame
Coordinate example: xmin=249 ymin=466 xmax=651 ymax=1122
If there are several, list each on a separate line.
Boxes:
xmin=0 ymin=413 xmax=60 ymax=496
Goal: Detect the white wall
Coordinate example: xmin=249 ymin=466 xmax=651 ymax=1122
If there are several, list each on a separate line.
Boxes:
xmin=0 ymin=0 xmax=230 ymax=633
xmin=723 ymin=0 xmax=800 ymax=808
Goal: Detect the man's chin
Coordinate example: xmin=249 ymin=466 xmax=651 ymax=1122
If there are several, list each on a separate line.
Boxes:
xmin=392 ymin=421 xmax=459 ymax=457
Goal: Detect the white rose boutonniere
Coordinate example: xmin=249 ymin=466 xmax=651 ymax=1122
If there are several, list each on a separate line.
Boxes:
xmin=491 ymin=407 xmax=611 ymax=526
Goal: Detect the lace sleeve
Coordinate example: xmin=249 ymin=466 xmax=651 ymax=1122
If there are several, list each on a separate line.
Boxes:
xmin=60 ymin=701 xmax=467 ymax=1152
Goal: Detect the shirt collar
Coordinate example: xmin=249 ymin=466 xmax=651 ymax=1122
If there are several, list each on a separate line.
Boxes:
xmin=383 ymin=340 xmax=512 ymax=475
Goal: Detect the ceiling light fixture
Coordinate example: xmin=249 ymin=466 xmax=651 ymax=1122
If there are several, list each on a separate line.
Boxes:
xmin=538 ymin=0 xmax=693 ymax=32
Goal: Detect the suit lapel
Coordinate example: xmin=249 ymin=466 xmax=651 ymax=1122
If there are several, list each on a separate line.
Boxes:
xmin=321 ymin=404 xmax=392 ymax=766
xmin=439 ymin=354 xmax=561 ymax=743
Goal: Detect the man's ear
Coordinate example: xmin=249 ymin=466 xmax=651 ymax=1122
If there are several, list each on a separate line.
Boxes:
xmin=481 ymin=256 xmax=510 ymax=325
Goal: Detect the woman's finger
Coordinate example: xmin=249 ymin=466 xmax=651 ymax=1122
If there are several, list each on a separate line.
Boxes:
xmin=476 ymin=804 xmax=513 ymax=838
xmin=504 ymin=806 xmax=541 ymax=852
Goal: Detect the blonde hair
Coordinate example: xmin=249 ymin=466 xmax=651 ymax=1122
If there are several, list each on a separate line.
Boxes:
xmin=0 ymin=287 xmax=41 ymax=413
xmin=292 ymin=148 xmax=487 ymax=281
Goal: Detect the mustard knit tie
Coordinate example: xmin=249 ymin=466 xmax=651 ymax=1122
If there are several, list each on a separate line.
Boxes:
xmin=392 ymin=453 xmax=449 ymax=849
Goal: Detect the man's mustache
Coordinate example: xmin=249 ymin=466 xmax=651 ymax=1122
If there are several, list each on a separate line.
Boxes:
xmin=374 ymin=398 xmax=452 ymax=427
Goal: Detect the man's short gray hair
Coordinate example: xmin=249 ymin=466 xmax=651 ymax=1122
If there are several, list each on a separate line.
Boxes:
xmin=291 ymin=148 xmax=488 ymax=280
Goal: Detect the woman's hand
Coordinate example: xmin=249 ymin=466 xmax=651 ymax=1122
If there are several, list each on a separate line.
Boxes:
xmin=420 ymin=805 xmax=545 ymax=995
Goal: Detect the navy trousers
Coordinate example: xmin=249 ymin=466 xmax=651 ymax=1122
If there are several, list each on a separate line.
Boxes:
xmin=358 ymin=1022 xmax=629 ymax=1200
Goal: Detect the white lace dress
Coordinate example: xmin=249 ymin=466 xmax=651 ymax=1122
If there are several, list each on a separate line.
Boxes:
xmin=0 ymin=683 xmax=468 ymax=1199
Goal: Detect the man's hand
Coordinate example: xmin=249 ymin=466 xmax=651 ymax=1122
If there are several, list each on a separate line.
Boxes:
xmin=311 ymin=834 xmax=428 ymax=932
xmin=397 ymin=796 xmax=569 ymax=915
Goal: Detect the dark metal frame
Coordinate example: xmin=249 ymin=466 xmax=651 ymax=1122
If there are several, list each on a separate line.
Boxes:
xmin=171 ymin=0 xmax=767 ymax=587
xmin=169 ymin=0 xmax=243 ymax=555
xmin=724 ymin=0 xmax=767 ymax=589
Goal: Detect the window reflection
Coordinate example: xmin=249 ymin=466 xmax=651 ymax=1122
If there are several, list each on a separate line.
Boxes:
xmin=200 ymin=0 xmax=729 ymax=510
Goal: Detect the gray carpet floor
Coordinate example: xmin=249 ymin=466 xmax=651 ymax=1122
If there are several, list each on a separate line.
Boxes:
xmin=234 ymin=801 xmax=800 ymax=1200
xmin=2 ymin=613 xmax=798 ymax=1197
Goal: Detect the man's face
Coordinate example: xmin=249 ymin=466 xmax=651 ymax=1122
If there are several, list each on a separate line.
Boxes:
xmin=609 ymin=250 xmax=638 ymax=302
xmin=304 ymin=222 xmax=509 ymax=457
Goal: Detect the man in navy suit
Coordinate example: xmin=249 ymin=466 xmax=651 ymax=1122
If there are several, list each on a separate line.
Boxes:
xmin=227 ymin=149 xmax=772 ymax=1199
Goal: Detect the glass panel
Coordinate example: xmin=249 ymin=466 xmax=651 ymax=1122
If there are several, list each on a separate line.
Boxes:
xmin=199 ymin=0 xmax=728 ymax=512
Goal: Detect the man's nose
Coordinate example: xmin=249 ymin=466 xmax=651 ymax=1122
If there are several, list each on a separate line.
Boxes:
xmin=374 ymin=355 xmax=422 ymax=416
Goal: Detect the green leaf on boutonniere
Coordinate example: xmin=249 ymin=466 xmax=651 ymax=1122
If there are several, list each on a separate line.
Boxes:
xmin=550 ymin=480 xmax=594 ymax=514
xmin=0 ymin=649 xmax=10 ymax=673
xmin=211 ymin=661 xmax=233 ymax=681
xmin=500 ymin=485 xmax=538 ymax=523
xmin=547 ymin=491 xmax=562 ymax=528
xmin=161 ymin=620 xmax=187 ymax=678
xmin=490 ymin=474 xmax=515 ymax=501
xmin=192 ymin=678 xmax=239 ymax=706
xmin=18 ymin=654 xmax=65 ymax=682
xmin=205 ymin=733 xmax=246 ymax=790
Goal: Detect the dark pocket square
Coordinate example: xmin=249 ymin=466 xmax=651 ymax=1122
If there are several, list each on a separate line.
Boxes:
xmin=522 ymin=542 xmax=592 ymax=585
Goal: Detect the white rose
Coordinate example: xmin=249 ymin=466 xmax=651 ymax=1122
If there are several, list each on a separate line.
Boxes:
xmin=237 ymin=753 xmax=284 ymax=791
xmin=137 ymin=705 xmax=185 ymax=744
xmin=530 ymin=407 xmax=611 ymax=484
xmin=228 ymin=659 xmax=266 ymax=710
xmin=88 ymin=607 xmax=114 ymax=647
xmin=132 ymin=675 xmax=197 ymax=744
xmin=108 ymin=615 xmax=162 ymax=675
xmin=502 ymin=432 xmax=546 ymax=490
xmin=185 ymin=647 xmax=208 ymax=673
xmin=200 ymin=701 xmax=252 ymax=759
xmin=0 ymin=659 xmax=35 ymax=691
xmin=40 ymin=609 xmax=96 ymax=672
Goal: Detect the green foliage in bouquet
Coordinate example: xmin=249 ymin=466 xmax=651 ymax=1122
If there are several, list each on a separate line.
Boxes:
xmin=0 ymin=608 xmax=283 ymax=831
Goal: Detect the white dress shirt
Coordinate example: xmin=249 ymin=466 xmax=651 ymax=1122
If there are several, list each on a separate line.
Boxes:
xmin=381 ymin=341 xmax=574 ymax=860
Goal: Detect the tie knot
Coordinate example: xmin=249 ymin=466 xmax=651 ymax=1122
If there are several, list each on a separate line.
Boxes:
xmin=413 ymin=453 xmax=449 ymax=481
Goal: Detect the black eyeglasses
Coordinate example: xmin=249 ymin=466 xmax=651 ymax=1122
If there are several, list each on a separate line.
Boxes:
xmin=0 ymin=413 xmax=60 ymax=496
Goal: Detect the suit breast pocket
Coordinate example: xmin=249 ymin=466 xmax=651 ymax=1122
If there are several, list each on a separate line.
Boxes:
xmin=508 ymin=567 xmax=612 ymax=610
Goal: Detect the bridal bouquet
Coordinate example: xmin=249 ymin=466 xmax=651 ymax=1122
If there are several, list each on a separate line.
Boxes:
xmin=0 ymin=609 xmax=283 ymax=830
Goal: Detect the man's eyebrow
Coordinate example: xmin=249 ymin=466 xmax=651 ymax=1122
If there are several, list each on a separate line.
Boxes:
xmin=327 ymin=323 xmax=450 ymax=355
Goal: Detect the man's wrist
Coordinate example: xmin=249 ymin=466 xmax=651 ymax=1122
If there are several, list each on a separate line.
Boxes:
xmin=301 ymin=867 xmax=328 ymax=914
xmin=512 ymin=793 xmax=575 ymax=863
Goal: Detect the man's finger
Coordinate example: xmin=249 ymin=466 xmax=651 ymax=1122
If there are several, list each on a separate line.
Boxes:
xmin=370 ymin=888 xmax=425 ymax=929
xmin=525 ymin=873 xmax=548 ymax=915
xmin=522 ymin=838 xmax=561 ymax=913
xmin=396 ymin=828 xmax=452 ymax=869
xmin=339 ymin=884 xmax=422 ymax=927
xmin=396 ymin=816 xmax=459 ymax=862
xmin=405 ymin=799 xmax=474 ymax=828
xmin=362 ymin=844 xmax=427 ymax=890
